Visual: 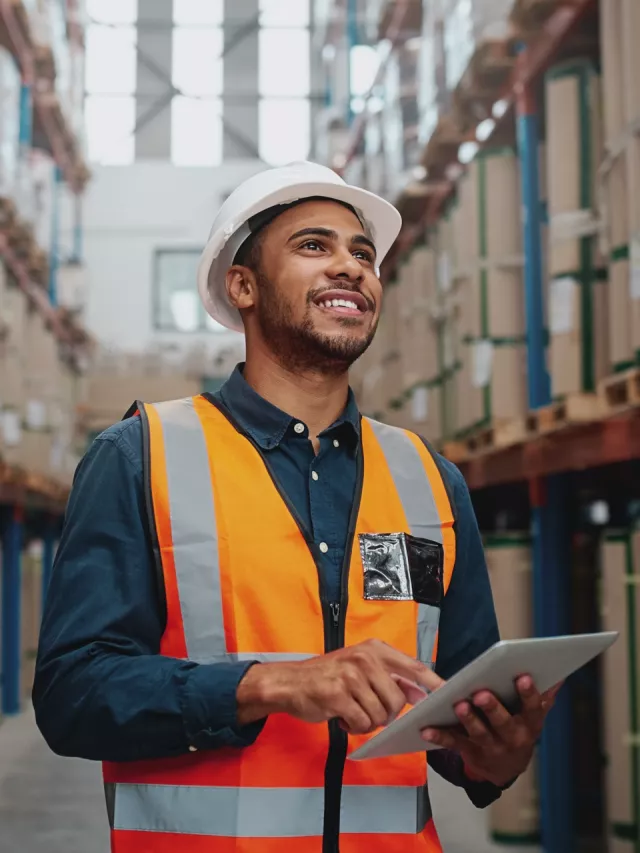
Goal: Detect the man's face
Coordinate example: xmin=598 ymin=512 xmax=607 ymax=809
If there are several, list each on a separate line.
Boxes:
xmin=232 ymin=200 xmax=382 ymax=374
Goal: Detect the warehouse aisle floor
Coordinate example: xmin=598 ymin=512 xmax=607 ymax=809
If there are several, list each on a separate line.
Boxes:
xmin=0 ymin=709 xmax=540 ymax=853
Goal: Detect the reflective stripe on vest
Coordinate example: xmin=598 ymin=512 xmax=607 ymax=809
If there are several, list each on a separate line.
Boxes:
xmin=107 ymin=782 xmax=432 ymax=836
xmin=150 ymin=398 xmax=449 ymax=667
xmin=367 ymin=419 xmax=444 ymax=667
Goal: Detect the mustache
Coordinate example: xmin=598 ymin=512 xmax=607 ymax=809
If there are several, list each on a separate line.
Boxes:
xmin=307 ymin=285 xmax=376 ymax=313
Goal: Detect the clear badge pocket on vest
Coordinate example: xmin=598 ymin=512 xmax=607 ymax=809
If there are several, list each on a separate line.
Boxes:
xmin=359 ymin=533 xmax=444 ymax=606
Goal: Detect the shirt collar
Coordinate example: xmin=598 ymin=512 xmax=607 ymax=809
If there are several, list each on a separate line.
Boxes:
xmin=217 ymin=364 xmax=361 ymax=451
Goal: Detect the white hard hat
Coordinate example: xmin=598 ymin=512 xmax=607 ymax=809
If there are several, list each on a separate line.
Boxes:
xmin=197 ymin=161 xmax=402 ymax=333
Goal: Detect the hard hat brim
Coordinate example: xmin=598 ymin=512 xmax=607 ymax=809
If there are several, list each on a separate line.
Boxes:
xmin=197 ymin=179 xmax=403 ymax=334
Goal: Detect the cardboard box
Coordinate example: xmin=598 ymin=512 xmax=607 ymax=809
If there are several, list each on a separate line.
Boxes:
xmin=485 ymin=535 xmax=538 ymax=842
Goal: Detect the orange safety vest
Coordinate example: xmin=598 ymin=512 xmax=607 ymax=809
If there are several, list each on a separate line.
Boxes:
xmin=103 ymin=394 xmax=456 ymax=853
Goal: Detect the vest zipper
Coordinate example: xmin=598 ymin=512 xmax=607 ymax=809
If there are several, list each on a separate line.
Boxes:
xmin=323 ymin=600 xmax=347 ymax=853
xmin=323 ymin=445 xmax=363 ymax=853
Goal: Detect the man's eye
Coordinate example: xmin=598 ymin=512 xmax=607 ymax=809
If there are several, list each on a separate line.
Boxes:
xmin=354 ymin=250 xmax=374 ymax=263
xmin=301 ymin=240 xmax=323 ymax=251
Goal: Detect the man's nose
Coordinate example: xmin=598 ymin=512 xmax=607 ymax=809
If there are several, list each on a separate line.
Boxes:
xmin=326 ymin=248 xmax=364 ymax=282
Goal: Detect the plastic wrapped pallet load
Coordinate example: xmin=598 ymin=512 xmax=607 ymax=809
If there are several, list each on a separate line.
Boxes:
xmin=600 ymin=0 xmax=634 ymax=373
xmin=398 ymin=245 xmax=443 ymax=440
xmin=0 ymin=265 xmax=27 ymax=467
xmin=621 ymin=0 xmax=640 ymax=363
xmin=0 ymin=47 xmax=20 ymax=200
xmin=545 ymin=59 xmax=609 ymax=397
xmin=21 ymin=542 xmax=43 ymax=701
xmin=485 ymin=534 xmax=539 ymax=845
xmin=600 ymin=530 xmax=640 ymax=853
xmin=379 ymin=279 xmax=405 ymax=428
xmin=455 ymin=149 xmax=528 ymax=433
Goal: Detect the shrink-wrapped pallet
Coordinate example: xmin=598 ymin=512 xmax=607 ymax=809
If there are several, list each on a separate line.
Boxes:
xmin=600 ymin=531 xmax=640 ymax=852
xmin=545 ymin=60 xmax=608 ymax=395
xmin=485 ymin=535 xmax=539 ymax=845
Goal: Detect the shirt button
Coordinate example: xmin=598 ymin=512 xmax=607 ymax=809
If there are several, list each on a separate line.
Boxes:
xmin=294 ymin=422 xmax=305 ymax=434
xmin=333 ymin=439 xmax=340 ymax=448
xmin=319 ymin=542 xmax=329 ymax=554
xmin=311 ymin=471 xmax=319 ymax=481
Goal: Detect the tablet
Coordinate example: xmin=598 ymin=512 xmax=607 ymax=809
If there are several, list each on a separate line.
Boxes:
xmin=349 ymin=631 xmax=618 ymax=761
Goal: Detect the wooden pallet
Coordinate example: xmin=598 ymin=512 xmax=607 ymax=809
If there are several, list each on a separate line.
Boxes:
xmin=525 ymin=393 xmax=603 ymax=436
xmin=443 ymin=417 xmax=528 ymax=463
xmin=599 ymin=368 xmax=640 ymax=412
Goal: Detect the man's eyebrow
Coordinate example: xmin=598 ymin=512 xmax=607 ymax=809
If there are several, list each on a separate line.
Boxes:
xmin=287 ymin=227 xmax=338 ymax=243
xmin=287 ymin=227 xmax=377 ymax=257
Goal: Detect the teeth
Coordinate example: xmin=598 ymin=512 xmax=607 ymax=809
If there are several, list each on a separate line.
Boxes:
xmin=320 ymin=298 xmax=361 ymax=310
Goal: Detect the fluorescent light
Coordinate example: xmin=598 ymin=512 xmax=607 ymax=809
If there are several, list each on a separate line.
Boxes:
xmin=476 ymin=118 xmax=495 ymax=142
xmin=492 ymin=98 xmax=509 ymax=119
xmin=322 ymin=44 xmax=336 ymax=62
xmin=458 ymin=141 xmax=479 ymax=164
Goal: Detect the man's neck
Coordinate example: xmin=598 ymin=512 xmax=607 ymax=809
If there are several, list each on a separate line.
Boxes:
xmin=243 ymin=351 xmax=350 ymax=440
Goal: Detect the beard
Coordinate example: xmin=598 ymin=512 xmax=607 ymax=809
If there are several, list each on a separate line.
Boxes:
xmin=255 ymin=271 xmax=378 ymax=376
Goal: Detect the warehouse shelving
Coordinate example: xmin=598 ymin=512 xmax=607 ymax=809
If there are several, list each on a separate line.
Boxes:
xmin=0 ymin=0 xmax=89 ymax=191
xmin=333 ymin=0 xmax=640 ymax=850
xmin=0 ymin=1 xmax=91 ymax=718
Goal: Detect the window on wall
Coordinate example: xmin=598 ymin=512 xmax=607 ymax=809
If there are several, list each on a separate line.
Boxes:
xmin=85 ymin=0 xmax=137 ymax=165
xmin=171 ymin=0 xmax=224 ymax=166
xmin=154 ymin=250 xmax=226 ymax=333
xmin=258 ymin=0 xmax=311 ymax=165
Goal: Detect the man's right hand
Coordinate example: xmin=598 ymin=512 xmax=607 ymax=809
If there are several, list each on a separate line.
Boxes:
xmin=236 ymin=640 xmax=444 ymax=735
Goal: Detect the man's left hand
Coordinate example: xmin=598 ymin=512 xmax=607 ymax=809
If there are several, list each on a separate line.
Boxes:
xmin=420 ymin=676 xmax=562 ymax=788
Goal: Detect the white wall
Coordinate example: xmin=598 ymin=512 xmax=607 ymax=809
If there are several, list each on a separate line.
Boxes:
xmin=81 ymin=160 xmax=266 ymax=357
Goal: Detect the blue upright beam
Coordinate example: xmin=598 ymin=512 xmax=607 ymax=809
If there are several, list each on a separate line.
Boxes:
xmin=1 ymin=507 xmax=24 ymax=716
xmin=48 ymin=166 xmax=63 ymax=306
xmin=518 ymin=83 xmax=574 ymax=852
xmin=19 ymin=82 xmax=32 ymax=148
xmin=531 ymin=476 xmax=574 ymax=853
xmin=516 ymin=88 xmax=551 ymax=410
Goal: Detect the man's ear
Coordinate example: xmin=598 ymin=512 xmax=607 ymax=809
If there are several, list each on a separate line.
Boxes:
xmin=226 ymin=265 xmax=257 ymax=311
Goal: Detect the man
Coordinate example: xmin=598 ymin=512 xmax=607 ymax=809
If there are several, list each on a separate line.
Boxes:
xmin=34 ymin=162 xmax=558 ymax=852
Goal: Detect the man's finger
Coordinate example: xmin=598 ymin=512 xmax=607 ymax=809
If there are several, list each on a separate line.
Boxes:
xmin=376 ymin=645 xmax=445 ymax=693
xmin=454 ymin=701 xmax=497 ymax=749
xmin=366 ymin=673 xmax=412 ymax=723
xmin=391 ymin=674 xmax=428 ymax=707
xmin=515 ymin=676 xmax=546 ymax=730
xmin=350 ymin=682 xmax=394 ymax=731
xmin=336 ymin=699 xmax=374 ymax=735
xmin=471 ymin=691 xmax=520 ymax=745
xmin=421 ymin=726 xmax=460 ymax=751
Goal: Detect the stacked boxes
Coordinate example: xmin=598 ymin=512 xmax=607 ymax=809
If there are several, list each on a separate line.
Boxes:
xmin=0 ymin=259 xmax=87 ymax=485
xmin=0 ymin=47 xmax=21 ymax=200
xmin=21 ymin=543 xmax=43 ymax=701
xmin=621 ymin=0 xmax=640 ymax=362
xmin=545 ymin=60 xmax=608 ymax=396
xmin=452 ymin=149 xmax=527 ymax=433
xmin=600 ymin=531 xmax=640 ymax=853
xmin=485 ymin=534 xmax=539 ymax=844
xmin=80 ymin=352 xmax=203 ymax=439
xmin=600 ymin=0 xmax=634 ymax=373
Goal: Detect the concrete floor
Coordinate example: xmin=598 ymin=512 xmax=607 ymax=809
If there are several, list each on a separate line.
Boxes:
xmin=0 ymin=709 xmax=540 ymax=853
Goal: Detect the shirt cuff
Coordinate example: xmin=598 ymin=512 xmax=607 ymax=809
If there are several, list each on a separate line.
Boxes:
xmin=180 ymin=661 xmax=267 ymax=751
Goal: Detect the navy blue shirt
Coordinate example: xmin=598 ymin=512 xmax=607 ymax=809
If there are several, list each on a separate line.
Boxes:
xmin=34 ymin=366 xmax=501 ymax=805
